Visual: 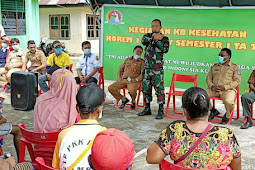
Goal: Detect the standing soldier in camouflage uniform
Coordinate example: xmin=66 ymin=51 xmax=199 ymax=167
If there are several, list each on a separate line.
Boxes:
xmin=138 ymin=19 xmax=169 ymax=119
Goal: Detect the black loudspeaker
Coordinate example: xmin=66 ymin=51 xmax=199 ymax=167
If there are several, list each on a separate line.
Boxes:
xmin=11 ymin=72 xmax=38 ymax=111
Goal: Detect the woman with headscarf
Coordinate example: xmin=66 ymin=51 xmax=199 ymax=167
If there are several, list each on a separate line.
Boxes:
xmin=33 ymin=69 xmax=79 ymax=166
xmin=146 ymin=87 xmax=241 ymax=170
xmin=52 ymin=83 xmax=106 ymax=170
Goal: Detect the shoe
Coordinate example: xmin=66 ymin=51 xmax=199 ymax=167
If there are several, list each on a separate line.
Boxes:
xmin=119 ymin=98 xmax=129 ymax=109
xmin=240 ymin=117 xmax=253 ymax=129
xmin=5 ymin=85 xmax=11 ymax=92
xmin=155 ymin=104 xmax=164 ymax=119
xmin=130 ymin=102 xmax=136 ymax=110
xmin=208 ymin=108 xmax=220 ymax=120
xmin=138 ymin=102 xmax=152 ymax=116
xmin=220 ymin=114 xmax=230 ymax=124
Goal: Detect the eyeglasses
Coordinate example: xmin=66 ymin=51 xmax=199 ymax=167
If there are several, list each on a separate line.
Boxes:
xmin=88 ymin=155 xmax=132 ymax=170
xmin=54 ymin=45 xmax=61 ymax=48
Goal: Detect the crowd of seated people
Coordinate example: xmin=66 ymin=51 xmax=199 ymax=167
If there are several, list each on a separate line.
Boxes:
xmin=0 ymin=35 xmax=247 ymax=170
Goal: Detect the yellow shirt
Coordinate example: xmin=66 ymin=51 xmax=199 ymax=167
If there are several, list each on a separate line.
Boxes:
xmin=47 ymin=52 xmax=70 ymax=68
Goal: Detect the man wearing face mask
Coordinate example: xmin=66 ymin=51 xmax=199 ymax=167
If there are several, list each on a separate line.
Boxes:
xmin=138 ymin=19 xmax=169 ymax=119
xmin=108 ymin=45 xmax=144 ymax=109
xmin=205 ymin=48 xmax=241 ymax=124
xmin=0 ymin=38 xmax=26 ymax=92
xmin=38 ymin=40 xmax=70 ymax=92
xmin=75 ymin=41 xmax=100 ymax=85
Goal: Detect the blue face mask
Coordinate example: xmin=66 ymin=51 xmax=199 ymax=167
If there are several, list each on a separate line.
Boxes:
xmin=218 ymin=56 xmax=225 ymax=64
xmin=84 ymin=49 xmax=91 ymax=55
xmin=55 ymin=48 xmax=62 ymax=54
xmin=12 ymin=45 xmax=19 ymax=51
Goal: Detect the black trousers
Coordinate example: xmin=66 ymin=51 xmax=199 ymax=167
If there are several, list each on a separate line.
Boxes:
xmin=75 ymin=76 xmax=98 ymax=84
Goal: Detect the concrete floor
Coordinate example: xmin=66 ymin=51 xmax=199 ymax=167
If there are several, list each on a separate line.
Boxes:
xmin=1 ymin=80 xmax=255 ymax=170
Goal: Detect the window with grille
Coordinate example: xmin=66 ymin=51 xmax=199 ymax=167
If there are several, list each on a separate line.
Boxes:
xmin=1 ymin=0 xmax=26 ymax=35
xmin=87 ymin=15 xmax=99 ymax=40
xmin=49 ymin=15 xmax=70 ymax=40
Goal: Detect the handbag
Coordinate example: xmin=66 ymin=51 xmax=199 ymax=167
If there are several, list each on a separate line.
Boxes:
xmin=47 ymin=56 xmax=61 ymax=75
xmin=174 ymin=124 xmax=213 ymax=164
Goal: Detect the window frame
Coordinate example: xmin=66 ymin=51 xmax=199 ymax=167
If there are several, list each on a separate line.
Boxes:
xmin=1 ymin=0 xmax=26 ymax=36
xmin=86 ymin=14 xmax=99 ymax=40
xmin=49 ymin=14 xmax=70 ymax=40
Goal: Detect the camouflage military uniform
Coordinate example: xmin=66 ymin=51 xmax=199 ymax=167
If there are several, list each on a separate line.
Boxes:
xmin=141 ymin=33 xmax=169 ymax=104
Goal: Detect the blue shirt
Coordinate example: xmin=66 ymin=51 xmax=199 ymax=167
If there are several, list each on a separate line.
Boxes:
xmin=0 ymin=49 xmax=7 ymax=67
xmin=76 ymin=53 xmax=100 ymax=79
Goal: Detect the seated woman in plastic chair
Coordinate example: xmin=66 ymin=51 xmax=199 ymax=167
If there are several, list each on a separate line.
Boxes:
xmin=146 ymin=87 xmax=241 ymax=170
xmin=33 ymin=69 xmax=79 ymax=166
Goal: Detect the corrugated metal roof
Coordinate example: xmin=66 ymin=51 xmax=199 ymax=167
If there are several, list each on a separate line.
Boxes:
xmin=39 ymin=0 xmax=87 ymax=5
xmin=88 ymin=0 xmax=255 ymax=7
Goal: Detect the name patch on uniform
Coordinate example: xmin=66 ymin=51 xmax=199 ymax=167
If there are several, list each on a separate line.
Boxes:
xmin=237 ymin=71 xmax=241 ymax=75
xmin=214 ymin=69 xmax=219 ymax=71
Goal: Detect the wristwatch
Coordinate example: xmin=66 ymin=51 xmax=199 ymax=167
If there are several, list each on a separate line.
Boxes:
xmin=135 ymin=78 xmax=139 ymax=82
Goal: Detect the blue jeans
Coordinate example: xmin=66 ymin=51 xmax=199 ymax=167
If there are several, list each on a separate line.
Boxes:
xmin=38 ymin=75 xmax=49 ymax=93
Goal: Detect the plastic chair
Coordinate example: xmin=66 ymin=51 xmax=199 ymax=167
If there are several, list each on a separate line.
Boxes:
xmin=35 ymin=157 xmax=58 ymax=170
xmin=69 ymin=64 xmax=73 ymax=73
xmin=209 ymin=86 xmax=240 ymax=125
xmin=159 ymin=160 xmax=230 ymax=170
xmin=18 ymin=124 xmax=60 ymax=169
xmin=165 ymin=73 xmax=198 ymax=119
xmin=79 ymin=66 xmax=105 ymax=91
xmin=0 ymin=136 xmax=3 ymax=156
xmin=115 ymin=83 xmax=145 ymax=110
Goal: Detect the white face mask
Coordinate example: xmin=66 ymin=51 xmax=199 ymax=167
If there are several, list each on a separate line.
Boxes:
xmin=134 ymin=54 xmax=141 ymax=60
xmin=99 ymin=109 xmax=103 ymax=119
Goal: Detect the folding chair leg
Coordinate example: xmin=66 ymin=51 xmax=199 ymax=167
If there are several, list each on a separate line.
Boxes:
xmin=165 ymin=94 xmax=171 ymax=117
xmin=173 ymin=96 xmax=182 ymax=115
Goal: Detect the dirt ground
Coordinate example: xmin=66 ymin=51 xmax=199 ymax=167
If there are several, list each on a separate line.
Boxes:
xmin=1 ymin=80 xmax=255 ymax=170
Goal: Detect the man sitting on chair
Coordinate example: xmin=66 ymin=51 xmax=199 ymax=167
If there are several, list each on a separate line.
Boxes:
xmin=108 ymin=45 xmax=144 ymax=109
xmin=205 ymin=48 xmax=241 ymax=124
xmin=38 ymin=40 xmax=70 ymax=93
xmin=75 ymin=41 xmax=100 ymax=85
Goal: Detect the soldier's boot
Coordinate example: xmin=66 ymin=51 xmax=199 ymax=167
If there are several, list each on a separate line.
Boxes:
xmin=155 ymin=104 xmax=164 ymax=119
xmin=138 ymin=102 xmax=152 ymax=116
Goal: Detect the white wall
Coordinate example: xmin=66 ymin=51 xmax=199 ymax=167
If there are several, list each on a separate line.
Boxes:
xmin=39 ymin=6 xmax=99 ymax=56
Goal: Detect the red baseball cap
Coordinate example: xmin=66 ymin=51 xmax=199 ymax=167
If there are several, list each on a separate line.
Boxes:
xmin=91 ymin=128 xmax=135 ymax=170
